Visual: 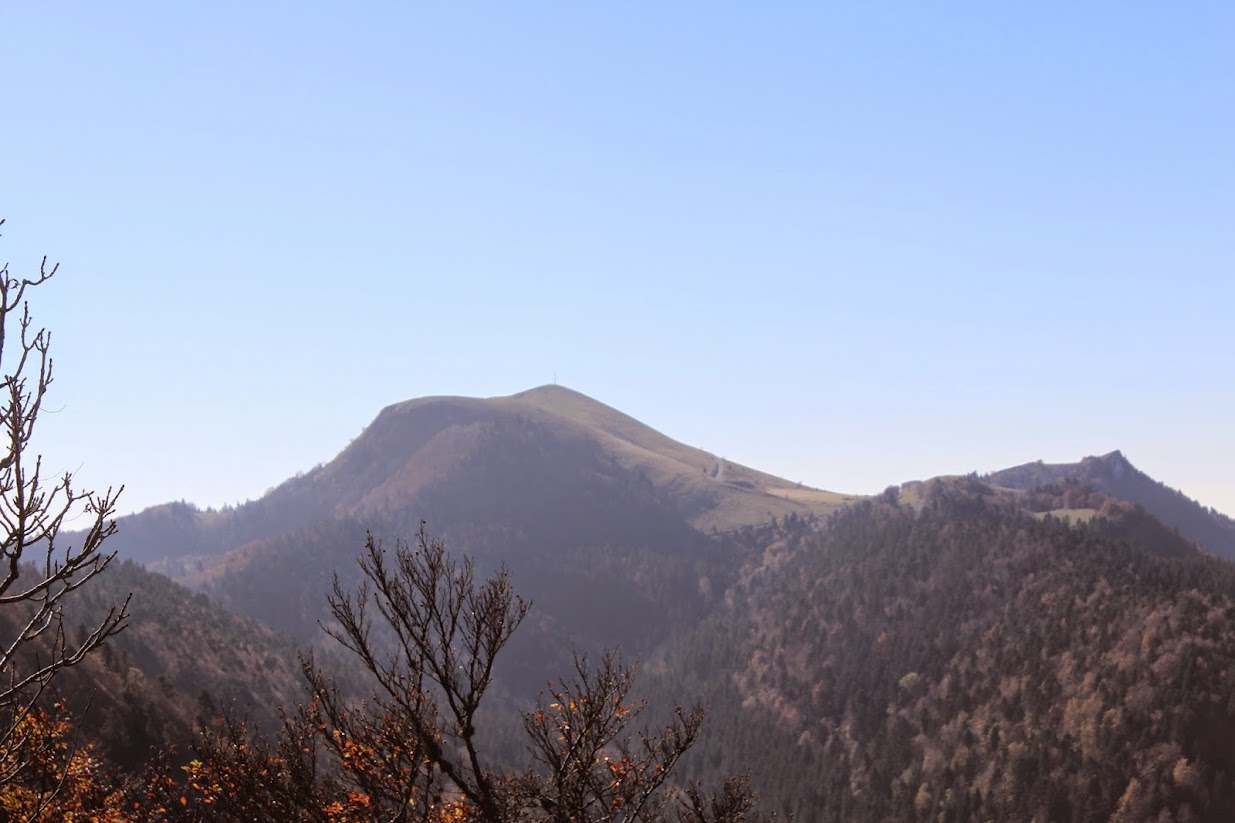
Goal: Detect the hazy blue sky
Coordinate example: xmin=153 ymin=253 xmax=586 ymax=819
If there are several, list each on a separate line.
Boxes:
xmin=2 ymin=3 xmax=1232 ymax=517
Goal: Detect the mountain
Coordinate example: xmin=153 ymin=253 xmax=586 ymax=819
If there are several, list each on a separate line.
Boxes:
xmin=96 ymin=386 xmax=858 ymax=692
xmin=115 ymin=385 xmax=856 ymax=573
xmin=987 ymin=450 xmax=1235 ymax=560
xmin=54 ymin=387 xmax=1235 ymax=819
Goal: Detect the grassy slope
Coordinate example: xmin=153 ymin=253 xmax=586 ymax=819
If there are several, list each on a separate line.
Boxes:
xmin=499 ymin=385 xmax=858 ymax=531
xmin=289 ymin=384 xmax=858 ymax=534
xmin=108 ymin=385 xmax=862 ymax=579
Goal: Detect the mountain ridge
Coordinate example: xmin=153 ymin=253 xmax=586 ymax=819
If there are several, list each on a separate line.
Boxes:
xmin=50 ymin=386 xmax=1235 ymax=820
xmin=987 ymin=449 xmax=1235 ymax=560
xmin=101 ymin=383 xmax=1235 ymax=574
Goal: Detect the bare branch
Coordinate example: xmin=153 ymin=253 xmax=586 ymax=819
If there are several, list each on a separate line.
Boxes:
xmin=0 ymin=225 xmax=128 ymax=792
xmin=311 ymin=524 xmax=760 ymax=822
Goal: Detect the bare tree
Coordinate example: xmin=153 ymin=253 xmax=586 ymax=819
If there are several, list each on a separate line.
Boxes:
xmin=315 ymin=523 xmax=771 ymax=822
xmin=520 ymin=651 xmax=705 ymax=822
xmin=0 ymin=220 xmax=129 ymax=783
xmin=321 ymin=523 xmax=530 ymax=820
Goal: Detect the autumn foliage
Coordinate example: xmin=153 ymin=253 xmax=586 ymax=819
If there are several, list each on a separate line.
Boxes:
xmin=0 ymin=703 xmax=129 ymax=821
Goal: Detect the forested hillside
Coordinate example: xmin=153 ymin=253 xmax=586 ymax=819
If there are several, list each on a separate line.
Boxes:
xmin=654 ymin=479 xmax=1235 ymax=820
xmin=0 ymin=559 xmax=323 ymax=774
xmin=18 ymin=465 xmax=1235 ymax=819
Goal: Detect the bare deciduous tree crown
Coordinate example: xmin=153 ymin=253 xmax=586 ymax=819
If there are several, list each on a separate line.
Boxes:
xmin=0 ymin=220 xmax=129 ymax=795
xmin=311 ymin=522 xmax=770 ymax=822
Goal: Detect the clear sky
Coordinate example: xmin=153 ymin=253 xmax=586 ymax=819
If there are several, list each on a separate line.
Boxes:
xmin=1 ymin=3 xmax=1232 ymax=518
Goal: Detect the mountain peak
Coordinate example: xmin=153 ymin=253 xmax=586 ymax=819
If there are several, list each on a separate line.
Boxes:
xmin=989 ymin=450 xmax=1235 ymax=559
xmin=1081 ymin=450 xmax=1136 ymax=480
xmin=508 ymin=383 xmax=589 ymax=402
